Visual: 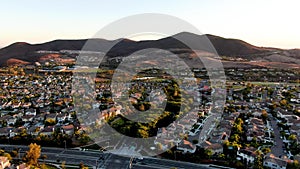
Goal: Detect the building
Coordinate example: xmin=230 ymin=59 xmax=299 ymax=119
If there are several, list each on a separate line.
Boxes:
xmin=200 ymin=141 xmax=223 ymax=154
xmin=237 ymin=147 xmax=257 ymax=164
xmin=0 ymin=156 xmax=10 ymax=169
xmin=177 ymin=140 xmax=196 ymax=153
xmin=61 ymin=124 xmax=74 ymax=135
xmin=263 ymin=154 xmax=288 ymax=169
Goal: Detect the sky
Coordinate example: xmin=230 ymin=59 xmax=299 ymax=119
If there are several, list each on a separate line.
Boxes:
xmin=1 ymin=0 xmax=300 ymax=49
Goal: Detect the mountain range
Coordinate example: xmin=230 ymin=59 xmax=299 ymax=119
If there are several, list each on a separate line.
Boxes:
xmin=0 ymin=32 xmax=299 ymax=69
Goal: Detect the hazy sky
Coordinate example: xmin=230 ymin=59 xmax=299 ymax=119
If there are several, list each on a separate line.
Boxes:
xmin=1 ymin=0 xmax=300 ymax=49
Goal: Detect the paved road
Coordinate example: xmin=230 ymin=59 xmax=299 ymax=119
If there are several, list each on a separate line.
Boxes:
xmin=198 ymin=113 xmax=220 ymax=142
xmin=100 ymin=154 xmax=213 ymax=169
xmin=0 ymin=144 xmax=222 ymax=169
xmin=269 ymin=116 xmax=284 ymax=157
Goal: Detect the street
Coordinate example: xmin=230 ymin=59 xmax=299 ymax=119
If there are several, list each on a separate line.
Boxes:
xmin=0 ymin=144 xmax=221 ymax=169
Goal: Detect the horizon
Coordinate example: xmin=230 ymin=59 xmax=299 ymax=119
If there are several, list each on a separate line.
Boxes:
xmin=1 ymin=0 xmax=300 ymax=49
xmin=1 ymin=32 xmax=300 ymax=50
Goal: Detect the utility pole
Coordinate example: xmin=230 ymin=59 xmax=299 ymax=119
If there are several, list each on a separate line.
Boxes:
xmin=64 ymin=140 xmax=67 ymax=149
xmin=18 ymin=148 xmax=21 ymax=159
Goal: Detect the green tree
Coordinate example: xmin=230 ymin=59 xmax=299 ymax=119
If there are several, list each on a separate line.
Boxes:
xmin=287 ymin=160 xmax=300 ymax=169
xmin=253 ymin=151 xmax=264 ymax=169
xmin=10 ymin=150 xmax=18 ymax=158
xmin=204 ymin=149 xmax=213 ymax=159
xmin=261 ymin=147 xmax=271 ymax=154
xmin=288 ymin=134 xmax=297 ymax=142
xmin=192 ymin=139 xmax=199 ymax=144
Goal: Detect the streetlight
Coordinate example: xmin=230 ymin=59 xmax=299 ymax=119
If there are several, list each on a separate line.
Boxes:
xmin=64 ymin=140 xmax=66 ymax=149
xmin=18 ymin=148 xmax=22 ymax=159
xmin=129 ymin=157 xmax=133 ymax=169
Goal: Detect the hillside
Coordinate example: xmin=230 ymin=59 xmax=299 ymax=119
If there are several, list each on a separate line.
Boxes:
xmin=0 ymin=32 xmax=299 ymax=68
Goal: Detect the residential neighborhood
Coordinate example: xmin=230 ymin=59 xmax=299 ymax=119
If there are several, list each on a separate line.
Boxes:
xmin=0 ymin=63 xmax=299 ymax=169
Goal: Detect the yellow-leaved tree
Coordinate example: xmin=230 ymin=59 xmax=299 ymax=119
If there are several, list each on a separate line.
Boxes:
xmin=23 ymin=143 xmax=41 ymax=167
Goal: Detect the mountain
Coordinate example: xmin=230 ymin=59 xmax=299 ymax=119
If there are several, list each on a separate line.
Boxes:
xmin=0 ymin=32 xmax=299 ymax=68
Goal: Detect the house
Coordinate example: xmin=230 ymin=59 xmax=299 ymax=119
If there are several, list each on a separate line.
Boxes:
xmin=177 ymin=140 xmax=196 ymax=153
xmin=237 ymin=147 xmax=257 ymax=164
xmin=285 ymin=116 xmax=300 ymax=127
xmin=16 ymin=163 xmax=29 ymax=169
xmin=11 ymin=102 xmax=21 ymax=109
xmin=200 ymin=141 xmax=223 ymax=154
xmin=34 ymin=113 xmax=46 ymax=122
xmin=263 ymin=154 xmax=287 ymax=169
xmin=22 ymin=102 xmax=31 ymax=108
xmin=39 ymin=126 xmax=55 ymax=136
xmin=252 ymin=111 xmax=262 ymax=118
xmin=39 ymin=107 xmax=51 ymax=114
xmin=0 ymin=115 xmax=10 ymax=125
xmin=56 ymin=113 xmax=70 ymax=122
xmin=45 ymin=113 xmax=57 ymax=123
xmin=61 ymin=124 xmax=74 ymax=135
xmin=27 ymin=125 xmax=42 ymax=136
xmin=10 ymin=128 xmax=24 ymax=138
xmin=25 ymin=108 xmax=36 ymax=116
xmin=246 ymin=117 xmax=265 ymax=142
xmin=22 ymin=115 xmax=34 ymax=122
xmin=0 ymin=128 xmax=8 ymax=137
xmin=7 ymin=117 xmax=17 ymax=126
xmin=276 ymin=108 xmax=294 ymax=119
xmin=0 ymin=156 xmax=10 ymax=169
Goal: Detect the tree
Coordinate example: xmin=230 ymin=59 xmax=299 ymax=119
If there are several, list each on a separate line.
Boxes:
xmin=287 ymin=160 xmax=300 ymax=169
xmin=192 ymin=139 xmax=199 ymax=144
xmin=261 ymin=147 xmax=271 ymax=154
xmin=288 ymin=134 xmax=297 ymax=142
xmin=10 ymin=150 xmax=18 ymax=158
xmin=3 ymin=153 xmax=12 ymax=161
xmin=253 ymin=151 xmax=264 ymax=169
xmin=261 ymin=110 xmax=268 ymax=121
xmin=156 ymin=142 xmax=163 ymax=150
xmin=41 ymin=154 xmax=47 ymax=163
xmin=280 ymin=99 xmax=288 ymax=106
xmin=0 ymin=150 xmax=12 ymax=161
xmin=218 ymin=153 xmax=226 ymax=160
xmin=230 ymin=134 xmax=241 ymax=143
xmin=23 ymin=143 xmax=41 ymax=167
xmin=61 ymin=161 xmax=66 ymax=169
xmin=204 ymin=149 xmax=213 ymax=159
xmin=40 ymin=163 xmax=47 ymax=169
xmin=45 ymin=119 xmax=56 ymax=126
xmin=79 ymin=133 xmax=91 ymax=145
xmin=79 ymin=162 xmax=88 ymax=169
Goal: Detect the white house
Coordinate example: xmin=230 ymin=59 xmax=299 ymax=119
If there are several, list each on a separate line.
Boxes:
xmin=237 ymin=148 xmax=256 ymax=164
xmin=7 ymin=117 xmax=17 ymax=126
xmin=25 ymin=108 xmax=36 ymax=116
xmin=263 ymin=154 xmax=287 ymax=169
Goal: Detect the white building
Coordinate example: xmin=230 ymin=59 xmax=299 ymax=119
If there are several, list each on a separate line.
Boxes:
xmin=263 ymin=155 xmax=287 ymax=169
xmin=237 ymin=148 xmax=256 ymax=164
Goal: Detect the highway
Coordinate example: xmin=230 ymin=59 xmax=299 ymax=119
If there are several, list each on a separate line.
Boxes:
xmin=0 ymin=144 xmax=219 ymax=169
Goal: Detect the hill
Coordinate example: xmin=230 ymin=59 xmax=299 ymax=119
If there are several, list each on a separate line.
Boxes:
xmin=0 ymin=32 xmax=299 ymax=68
